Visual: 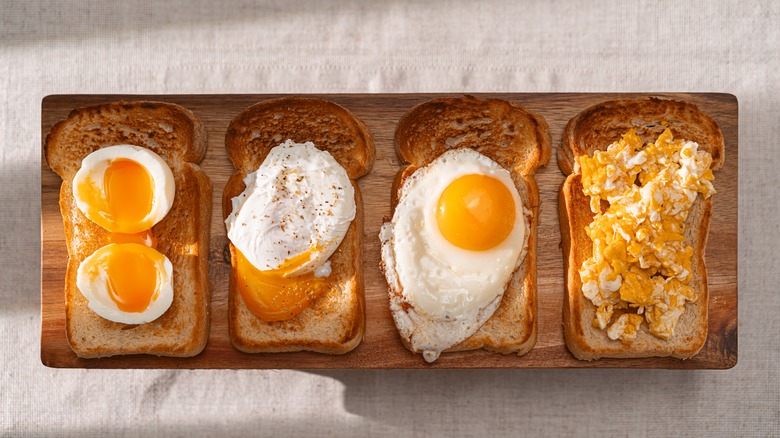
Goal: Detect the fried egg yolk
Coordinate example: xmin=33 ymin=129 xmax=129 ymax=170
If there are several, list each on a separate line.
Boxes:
xmin=235 ymin=249 xmax=328 ymax=322
xmin=435 ymin=174 xmax=516 ymax=251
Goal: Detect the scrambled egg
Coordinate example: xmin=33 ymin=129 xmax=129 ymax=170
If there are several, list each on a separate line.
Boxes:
xmin=578 ymin=128 xmax=715 ymax=343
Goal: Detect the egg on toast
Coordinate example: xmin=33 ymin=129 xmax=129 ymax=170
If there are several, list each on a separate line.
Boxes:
xmin=559 ymin=98 xmax=725 ymax=360
xmin=380 ymin=96 xmax=550 ymax=363
xmin=45 ymin=101 xmax=211 ymax=358
xmin=223 ymin=97 xmax=374 ymax=354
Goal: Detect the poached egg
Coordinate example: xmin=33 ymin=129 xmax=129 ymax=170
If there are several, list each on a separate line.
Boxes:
xmin=225 ymin=140 xmax=355 ymax=321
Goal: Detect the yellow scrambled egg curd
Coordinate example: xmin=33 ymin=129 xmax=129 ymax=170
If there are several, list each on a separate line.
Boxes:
xmin=578 ymin=128 xmax=715 ymax=343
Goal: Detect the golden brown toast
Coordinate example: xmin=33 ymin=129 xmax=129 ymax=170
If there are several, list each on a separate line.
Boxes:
xmin=559 ymin=98 xmax=725 ymax=360
xmin=44 ymin=101 xmax=211 ymax=358
xmin=223 ymin=97 xmax=374 ymax=354
xmin=384 ymin=96 xmax=551 ymax=359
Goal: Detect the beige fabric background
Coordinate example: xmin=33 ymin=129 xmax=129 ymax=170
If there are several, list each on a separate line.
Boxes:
xmin=2 ymin=0 xmax=778 ymax=436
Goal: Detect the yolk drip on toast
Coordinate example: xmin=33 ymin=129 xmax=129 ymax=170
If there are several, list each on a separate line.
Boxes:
xmin=108 ymin=229 xmax=158 ymax=248
xmin=235 ymin=249 xmax=329 ymax=322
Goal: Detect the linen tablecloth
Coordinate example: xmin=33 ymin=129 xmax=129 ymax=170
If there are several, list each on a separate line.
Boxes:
xmin=2 ymin=1 xmax=778 ymax=436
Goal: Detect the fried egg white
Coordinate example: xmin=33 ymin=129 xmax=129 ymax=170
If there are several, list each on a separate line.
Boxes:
xmin=380 ymin=148 xmax=527 ymax=362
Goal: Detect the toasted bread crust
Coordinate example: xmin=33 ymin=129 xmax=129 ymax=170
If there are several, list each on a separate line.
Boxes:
xmin=396 ymin=96 xmax=551 ymax=175
xmin=45 ymin=101 xmax=211 ymax=358
xmin=224 ymin=97 xmax=373 ymax=354
xmin=559 ymin=98 xmax=722 ymax=360
xmin=225 ymin=97 xmax=374 ymax=179
xmin=559 ymin=97 xmax=724 ymax=176
xmin=385 ymin=96 xmax=551 ymax=359
xmin=46 ymin=101 xmax=207 ymax=176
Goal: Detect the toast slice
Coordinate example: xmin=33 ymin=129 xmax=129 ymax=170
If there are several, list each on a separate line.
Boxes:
xmin=44 ymin=101 xmax=211 ymax=358
xmin=382 ymin=96 xmax=551 ymax=360
xmin=223 ymin=97 xmax=374 ymax=354
xmin=559 ymin=98 xmax=725 ymax=360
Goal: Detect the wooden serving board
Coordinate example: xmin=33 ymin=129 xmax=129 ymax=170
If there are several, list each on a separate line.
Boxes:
xmin=41 ymin=93 xmax=738 ymax=369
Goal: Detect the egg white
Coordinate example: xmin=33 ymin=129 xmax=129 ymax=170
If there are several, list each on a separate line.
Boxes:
xmin=72 ymin=145 xmax=175 ymax=233
xmin=380 ymin=147 xmax=528 ymax=362
xmin=390 ymin=148 xmax=525 ymax=319
xmin=225 ymin=140 xmax=355 ymax=277
xmin=76 ymin=243 xmax=174 ymax=324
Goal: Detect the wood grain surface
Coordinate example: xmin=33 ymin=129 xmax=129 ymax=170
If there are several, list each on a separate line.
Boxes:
xmin=40 ymin=93 xmax=738 ymax=369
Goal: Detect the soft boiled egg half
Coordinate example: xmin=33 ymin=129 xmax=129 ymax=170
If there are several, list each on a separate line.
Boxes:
xmin=225 ymin=140 xmax=355 ymax=322
xmin=77 ymin=243 xmax=174 ymax=324
xmin=73 ymin=145 xmax=176 ymax=324
xmin=380 ymin=147 xmax=527 ymax=362
xmin=73 ymin=145 xmax=175 ymax=234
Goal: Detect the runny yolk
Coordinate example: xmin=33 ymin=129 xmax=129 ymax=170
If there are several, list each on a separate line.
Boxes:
xmin=104 ymin=244 xmax=160 ymax=313
xmin=109 ymin=229 xmax=158 ymax=248
xmin=235 ymin=249 xmax=328 ymax=322
xmin=76 ymin=158 xmax=155 ymax=233
xmin=75 ymin=157 xmax=164 ymax=314
xmin=103 ymin=158 xmax=154 ymax=232
xmin=436 ymin=174 xmax=515 ymax=251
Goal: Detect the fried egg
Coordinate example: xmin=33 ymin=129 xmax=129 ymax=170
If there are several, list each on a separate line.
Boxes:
xmin=73 ymin=145 xmax=176 ymax=324
xmin=73 ymin=145 xmax=175 ymax=234
xmin=380 ymin=148 xmax=527 ymax=362
xmin=225 ymin=140 xmax=355 ymax=321
xmin=76 ymin=243 xmax=173 ymax=324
